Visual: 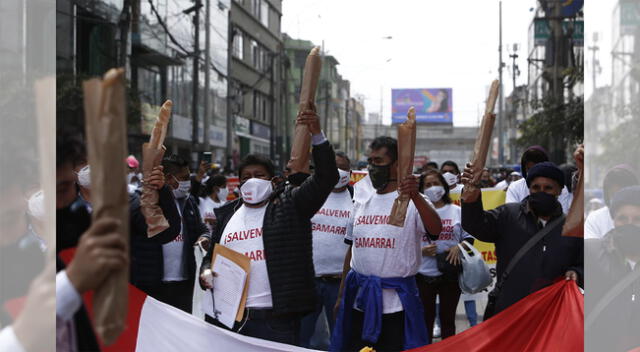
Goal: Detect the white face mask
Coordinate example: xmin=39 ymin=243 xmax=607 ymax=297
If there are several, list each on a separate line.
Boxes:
xmin=77 ymin=165 xmax=91 ymax=189
xmin=424 ymin=185 xmax=446 ymax=202
xmin=240 ymin=178 xmax=273 ymax=204
xmin=442 ymin=172 xmax=458 ymax=187
xmin=334 ymin=169 xmax=351 ymax=189
xmin=216 ymin=187 xmax=229 ymax=202
xmin=172 ymin=176 xmax=191 ymax=199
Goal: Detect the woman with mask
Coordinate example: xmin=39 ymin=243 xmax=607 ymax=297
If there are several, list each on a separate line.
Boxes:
xmin=198 ymin=175 xmax=228 ymax=232
xmin=417 ymin=170 xmax=474 ymax=341
xmin=199 ymin=110 xmax=339 ymax=346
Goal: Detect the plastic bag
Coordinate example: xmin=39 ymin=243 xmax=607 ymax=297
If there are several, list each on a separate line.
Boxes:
xmin=458 ymin=242 xmax=492 ymax=294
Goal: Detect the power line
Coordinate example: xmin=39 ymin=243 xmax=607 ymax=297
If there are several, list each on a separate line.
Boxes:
xmin=147 ymin=0 xmax=192 ymax=56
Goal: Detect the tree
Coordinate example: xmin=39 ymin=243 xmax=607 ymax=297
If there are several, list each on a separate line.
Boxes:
xmin=517 ymin=94 xmax=584 ymax=164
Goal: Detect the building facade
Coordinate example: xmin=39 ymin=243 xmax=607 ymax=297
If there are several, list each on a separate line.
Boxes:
xmin=56 ymin=0 xmax=230 ymax=168
xmin=360 ymin=122 xmax=478 ymax=171
xmin=283 ymin=34 xmax=354 ymax=164
xmin=227 ymin=0 xmax=284 ymax=168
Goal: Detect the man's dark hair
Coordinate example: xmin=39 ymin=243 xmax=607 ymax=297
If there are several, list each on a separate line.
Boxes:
xmin=238 ymin=154 xmax=275 ymax=178
xmin=162 ymin=154 xmax=189 ymax=176
xmin=335 ymin=151 xmax=351 ymax=165
xmin=426 ymin=161 xmax=439 ymax=170
xmin=57 ymin=130 xmax=87 ymax=168
xmin=203 ymin=174 xmax=228 ymax=196
xmin=520 ymin=146 xmax=549 ymax=177
xmin=440 ymin=160 xmax=460 ymax=175
xmin=369 ymin=136 xmax=398 ymax=162
xmin=603 ymin=167 xmax=639 ymax=206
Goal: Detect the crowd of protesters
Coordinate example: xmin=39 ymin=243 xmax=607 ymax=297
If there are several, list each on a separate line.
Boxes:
xmin=47 ymin=105 xmax=603 ymax=352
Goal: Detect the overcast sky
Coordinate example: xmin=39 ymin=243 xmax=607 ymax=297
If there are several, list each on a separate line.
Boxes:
xmin=281 ymin=0 xmax=540 ymax=127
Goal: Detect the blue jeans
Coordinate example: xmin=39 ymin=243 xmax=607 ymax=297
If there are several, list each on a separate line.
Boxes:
xmin=464 ymin=300 xmax=478 ymax=326
xmin=299 ymin=277 xmax=341 ymax=348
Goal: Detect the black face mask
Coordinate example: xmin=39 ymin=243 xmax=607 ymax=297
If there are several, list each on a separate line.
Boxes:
xmin=287 ymin=172 xmax=310 ymax=187
xmin=611 ymin=224 xmax=640 ymax=259
xmin=528 ymin=192 xmax=560 ymax=217
xmin=368 ymin=163 xmax=395 ymax=191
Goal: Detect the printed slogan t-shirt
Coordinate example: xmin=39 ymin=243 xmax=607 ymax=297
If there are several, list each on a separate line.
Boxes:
xmin=419 ymin=203 xmax=472 ymax=277
xmin=219 ymin=204 xmax=271 ymax=308
xmin=311 ymin=190 xmax=354 ymax=276
xmin=346 ymin=191 xmax=428 ymax=314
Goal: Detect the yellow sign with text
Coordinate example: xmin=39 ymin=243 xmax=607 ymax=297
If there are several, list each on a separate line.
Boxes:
xmin=450 ymin=188 xmax=506 ymax=265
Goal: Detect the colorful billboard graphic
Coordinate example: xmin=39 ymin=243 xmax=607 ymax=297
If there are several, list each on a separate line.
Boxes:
xmin=391 ymin=88 xmax=453 ymax=124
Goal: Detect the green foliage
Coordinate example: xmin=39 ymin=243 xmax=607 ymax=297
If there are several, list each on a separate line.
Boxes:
xmin=595 ymin=99 xmax=640 ymax=169
xmin=517 ymin=95 xmax=583 ymax=163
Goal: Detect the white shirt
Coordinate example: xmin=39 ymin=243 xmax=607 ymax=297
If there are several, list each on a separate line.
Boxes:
xmin=419 ymin=204 xmax=471 ymax=277
xmin=584 ymin=206 xmax=615 ymax=240
xmin=56 ymin=271 xmax=82 ymax=321
xmin=505 ymin=178 xmax=573 ymax=214
xmin=220 ymin=204 xmax=272 ymax=308
xmin=56 ymin=270 xmax=82 ymax=352
xmin=311 ymin=191 xmax=353 ymax=276
xmin=0 ymin=326 xmax=25 ymax=352
xmin=346 ymin=192 xmax=428 ymax=314
xmin=162 ymin=199 xmax=187 ymax=281
xmin=495 ymin=180 xmax=509 ymax=190
xmin=198 ymin=196 xmax=225 ymax=233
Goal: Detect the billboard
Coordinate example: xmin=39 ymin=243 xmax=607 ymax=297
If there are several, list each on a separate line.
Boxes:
xmin=391 ymin=88 xmax=453 ymax=124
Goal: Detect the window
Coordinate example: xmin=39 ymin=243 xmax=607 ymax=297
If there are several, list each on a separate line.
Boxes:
xmin=252 ymin=92 xmax=271 ymax=122
xmin=260 ymin=0 xmax=269 ymax=27
xmin=232 ymin=31 xmax=243 ymax=59
xmin=138 ymin=66 xmax=161 ymax=106
xmin=251 ymin=40 xmax=260 ymax=69
xmin=251 ymin=0 xmax=261 ymax=18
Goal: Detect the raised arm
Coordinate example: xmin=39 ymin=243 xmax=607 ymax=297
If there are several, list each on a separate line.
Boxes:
xmin=291 ymin=110 xmax=339 ymax=219
xmin=460 ymin=162 xmax=503 ymax=243
xmin=130 ymin=166 xmax=182 ymax=245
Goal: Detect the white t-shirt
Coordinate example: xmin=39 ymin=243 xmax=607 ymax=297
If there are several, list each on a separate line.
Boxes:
xmin=199 ymin=196 xmax=225 ymax=232
xmin=584 ymin=206 xmax=614 ymax=240
xmin=495 ymin=180 xmax=509 ymax=190
xmin=505 ymin=178 xmax=573 ymax=214
xmin=311 ymin=190 xmax=353 ymax=276
xmin=219 ymin=204 xmax=272 ymax=308
xmin=419 ymin=204 xmax=471 ymax=277
xmin=346 ymin=191 xmax=428 ymax=314
xmin=162 ymin=199 xmax=187 ymax=281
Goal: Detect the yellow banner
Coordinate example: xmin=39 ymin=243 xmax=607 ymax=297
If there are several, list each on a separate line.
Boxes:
xmin=450 ymin=188 xmax=506 ymax=265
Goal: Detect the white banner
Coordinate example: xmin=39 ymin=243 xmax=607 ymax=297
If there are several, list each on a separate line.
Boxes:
xmin=136 ymin=297 xmax=319 ymax=352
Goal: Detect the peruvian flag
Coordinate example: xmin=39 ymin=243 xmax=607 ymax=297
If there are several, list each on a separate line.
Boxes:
xmin=58 ymin=248 xmax=315 ymax=352
xmin=407 ymin=280 xmax=584 ymax=352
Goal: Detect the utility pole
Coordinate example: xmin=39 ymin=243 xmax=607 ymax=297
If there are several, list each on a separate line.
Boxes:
xmin=498 ymin=0 xmax=505 ymax=166
xmin=225 ymin=12 xmax=234 ymax=171
xmin=118 ymin=0 xmax=131 ymax=68
xmin=185 ymin=0 xmax=202 ymax=155
xmin=588 ymin=32 xmax=600 ymax=92
xmin=549 ymin=0 xmax=565 ymax=162
xmin=203 ymin=0 xmax=211 ymax=151
xmin=510 ymin=44 xmax=519 ymax=93
xmin=509 ymin=43 xmax=519 ymax=164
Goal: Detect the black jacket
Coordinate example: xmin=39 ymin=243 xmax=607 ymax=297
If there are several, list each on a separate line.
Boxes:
xmin=461 ymin=195 xmax=583 ymax=314
xmin=585 ymin=234 xmax=640 ymax=352
xmin=202 ymin=140 xmax=339 ymax=316
xmin=130 ymin=185 xmax=208 ymax=287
